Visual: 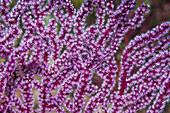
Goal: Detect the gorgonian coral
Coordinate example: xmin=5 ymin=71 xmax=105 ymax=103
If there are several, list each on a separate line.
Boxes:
xmin=0 ymin=0 xmax=169 ymax=113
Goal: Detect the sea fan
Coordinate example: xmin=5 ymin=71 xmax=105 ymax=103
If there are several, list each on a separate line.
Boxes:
xmin=0 ymin=0 xmax=169 ymax=112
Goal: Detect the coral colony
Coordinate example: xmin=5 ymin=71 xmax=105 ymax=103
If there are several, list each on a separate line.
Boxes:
xmin=0 ymin=0 xmax=170 ymax=112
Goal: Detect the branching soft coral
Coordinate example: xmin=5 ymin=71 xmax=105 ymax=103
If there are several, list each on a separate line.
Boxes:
xmin=0 ymin=0 xmax=169 ymax=113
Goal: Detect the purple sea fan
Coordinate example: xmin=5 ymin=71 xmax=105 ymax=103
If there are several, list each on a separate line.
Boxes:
xmin=0 ymin=0 xmax=170 ymax=113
